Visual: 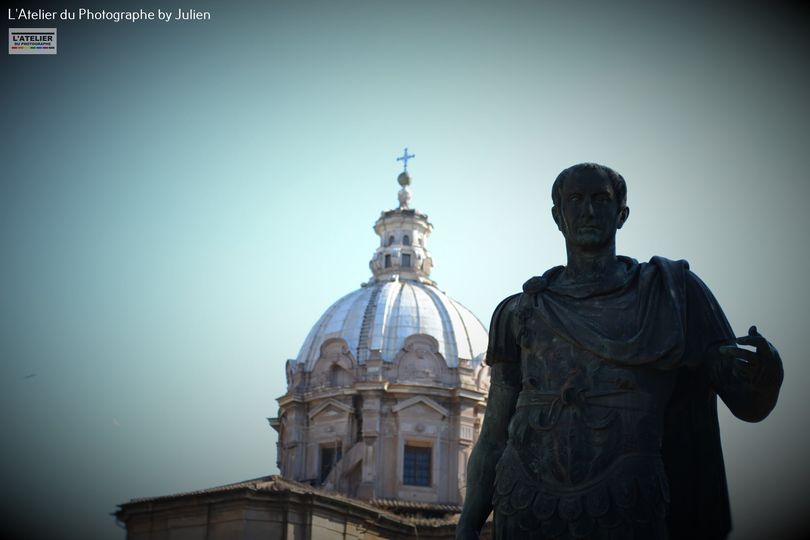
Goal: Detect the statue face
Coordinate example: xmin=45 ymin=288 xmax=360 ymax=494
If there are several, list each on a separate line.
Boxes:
xmin=554 ymin=171 xmax=626 ymax=249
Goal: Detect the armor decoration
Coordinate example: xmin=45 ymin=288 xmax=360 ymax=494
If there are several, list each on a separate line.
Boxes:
xmin=491 ymin=274 xmax=676 ymax=539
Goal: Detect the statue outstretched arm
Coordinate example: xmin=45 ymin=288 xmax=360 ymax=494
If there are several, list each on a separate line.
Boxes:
xmin=456 ymin=362 xmax=520 ymax=539
xmin=712 ymin=325 xmax=783 ymax=422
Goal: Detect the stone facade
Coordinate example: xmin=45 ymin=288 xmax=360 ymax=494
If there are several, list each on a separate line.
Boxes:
xmin=271 ymin=336 xmax=489 ymax=504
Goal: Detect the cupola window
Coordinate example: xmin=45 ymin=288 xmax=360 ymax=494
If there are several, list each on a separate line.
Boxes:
xmin=403 ymin=444 xmax=431 ymax=486
xmin=320 ymin=445 xmax=343 ymax=483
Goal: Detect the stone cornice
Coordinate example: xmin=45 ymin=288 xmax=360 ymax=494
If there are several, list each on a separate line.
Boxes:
xmin=302 ymin=387 xmax=358 ymax=401
xmin=452 ymin=388 xmax=488 ymax=402
xmin=277 ymin=393 xmax=304 ymax=407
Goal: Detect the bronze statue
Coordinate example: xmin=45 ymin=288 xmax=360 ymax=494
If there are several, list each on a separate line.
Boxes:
xmin=456 ymin=163 xmax=783 ymax=539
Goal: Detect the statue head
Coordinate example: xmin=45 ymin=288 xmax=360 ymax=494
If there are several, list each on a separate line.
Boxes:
xmin=551 ymin=163 xmax=630 ymax=250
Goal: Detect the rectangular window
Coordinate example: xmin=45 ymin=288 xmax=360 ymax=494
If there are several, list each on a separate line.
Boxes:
xmin=320 ymin=445 xmax=342 ymax=483
xmin=403 ymin=444 xmax=431 ymax=486
xmin=402 ymin=253 xmax=411 ymax=267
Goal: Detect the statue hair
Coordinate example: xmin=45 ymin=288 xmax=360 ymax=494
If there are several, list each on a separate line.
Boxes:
xmin=551 ymin=163 xmax=627 ymax=211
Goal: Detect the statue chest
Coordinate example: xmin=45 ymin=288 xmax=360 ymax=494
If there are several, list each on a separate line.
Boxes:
xmin=508 ymin=328 xmax=677 ymax=488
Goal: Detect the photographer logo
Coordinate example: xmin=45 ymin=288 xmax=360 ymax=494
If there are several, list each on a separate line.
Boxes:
xmin=9 ymin=28 xmax=57 ymax=55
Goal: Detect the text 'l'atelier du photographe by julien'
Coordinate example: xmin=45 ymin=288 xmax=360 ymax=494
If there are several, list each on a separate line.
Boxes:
xmin=8 ymin=8 xmax=211 ymax=23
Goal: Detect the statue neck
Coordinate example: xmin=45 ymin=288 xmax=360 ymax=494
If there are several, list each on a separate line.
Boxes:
xmin=561 ymin=243 xmax=621 ymax=284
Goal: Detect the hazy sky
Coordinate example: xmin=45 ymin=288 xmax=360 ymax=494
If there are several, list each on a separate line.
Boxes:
xmin=2 ymin=1 xmax=808 ymax=538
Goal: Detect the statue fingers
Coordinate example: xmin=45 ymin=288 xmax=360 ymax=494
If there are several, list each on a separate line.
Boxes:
xmin=737 ymin=334 xmax=775 ymax=362
xmin=736 ymin=334 xmax=767 ymax=348
xmin=718 ymin=346 xmax=757 ymax=363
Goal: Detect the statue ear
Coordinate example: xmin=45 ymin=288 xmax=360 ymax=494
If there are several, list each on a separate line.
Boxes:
xmin=617 ymin=206 xmax=630 ymax=229
xmin=552 ymin=206 xmax=562 ymax=230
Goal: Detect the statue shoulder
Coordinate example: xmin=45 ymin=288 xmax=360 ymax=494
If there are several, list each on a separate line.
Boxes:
xmin=490 ymin=293 xmax=522 ymax=327
xmin=484 ymin=265 xmax=560 ymax=367
xmin=646 ymin=255 xmax=690 ymax=274
xmin=643 ymin=256 xmax=696 ymax=293
xmin=645 ymin=256 xmax=719 ymax=297
xmin=486 ymin=293 xmax=522 ymax=366
xmin=522 ymin=265 xmax=564 ymax=294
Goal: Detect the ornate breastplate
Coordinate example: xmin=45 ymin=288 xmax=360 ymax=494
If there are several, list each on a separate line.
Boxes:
xmin=491 ymin=289 xmax=677 ymax=537
xmin=508 ymin=336 xmax=672 ymax=488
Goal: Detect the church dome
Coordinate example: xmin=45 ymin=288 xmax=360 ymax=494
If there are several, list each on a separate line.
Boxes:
xmin=292 ymin=157 xmax=488 ymax=371
xmin=295 ymin=279 xmax=488 ymax=370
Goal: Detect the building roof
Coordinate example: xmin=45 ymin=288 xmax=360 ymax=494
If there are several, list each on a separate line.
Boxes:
xmin=369 ymin=498 xmax=463 ymax=514
xmin=117 ymin=475 xmax=460 ymax=527
xmin=294 ymin=278 xmax=488 ymax=369
xmin=123 ymin=475 xmax=297 ymax=504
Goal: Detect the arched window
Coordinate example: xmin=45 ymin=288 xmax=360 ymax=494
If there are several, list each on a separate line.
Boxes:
xmin=329 ymin=365 xmax=342 ymax=386
xmin=403 ymin=235 xmax=411 ymax=246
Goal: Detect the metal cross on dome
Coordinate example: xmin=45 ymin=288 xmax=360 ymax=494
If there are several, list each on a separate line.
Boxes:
xmin=396 ymin=147 xmax=415 ymax=172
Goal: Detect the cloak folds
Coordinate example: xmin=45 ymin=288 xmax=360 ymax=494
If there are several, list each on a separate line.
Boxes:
xmin=486 ymin=256 xmax=753 ymax=539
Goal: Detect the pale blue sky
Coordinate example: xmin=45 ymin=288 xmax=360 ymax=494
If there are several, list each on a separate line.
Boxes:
xmin=2 ymin=1 xmax=808 ymax=538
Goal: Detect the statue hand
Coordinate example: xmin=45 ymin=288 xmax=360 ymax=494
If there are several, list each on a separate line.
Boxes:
xmin=718 ymin=325 xmax=783 ymax=389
